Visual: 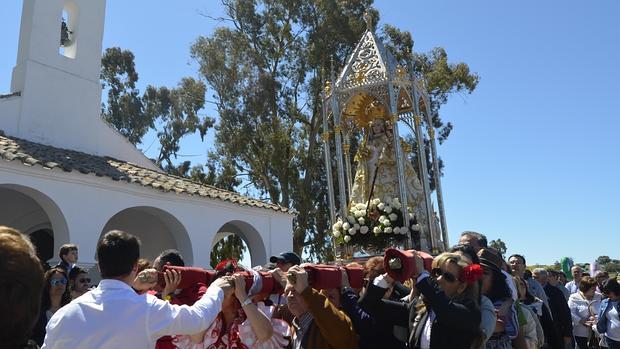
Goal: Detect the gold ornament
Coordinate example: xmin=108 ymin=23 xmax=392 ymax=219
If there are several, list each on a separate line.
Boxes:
xmin=396 ymin=65 xmax=407 ymax=79
xmin=324 ymin=80 xmax=332 ymax=94
xmin=334 ymin=125 xmax=342 ymax=133
xmin=321 ymin=131 xmax=330 ymax=142
xmin=343 ymin=143 xmax=350 ymax=154
xmin=428 ymin=127 xmax=435 ymax=139
xmin=413 ymin=115 xmax=422 ymax=126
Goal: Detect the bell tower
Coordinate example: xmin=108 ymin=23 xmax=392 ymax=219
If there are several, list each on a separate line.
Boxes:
xmin=2 ymin=0 xmax=157 ymax=170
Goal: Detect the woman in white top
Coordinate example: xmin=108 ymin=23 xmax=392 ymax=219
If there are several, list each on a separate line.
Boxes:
xmin=568 ymin=276 xmax=602 ymax=349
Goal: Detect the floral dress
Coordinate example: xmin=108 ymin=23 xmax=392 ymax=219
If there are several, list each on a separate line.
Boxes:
xmin=173 ymin=303 xmax=290 ymax=349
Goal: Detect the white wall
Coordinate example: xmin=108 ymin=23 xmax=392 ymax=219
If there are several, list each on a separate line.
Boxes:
xmin=0 ymin=160 xmax=294 ymax=269
xmin=0 ymin=95 xmax=20 ymax=135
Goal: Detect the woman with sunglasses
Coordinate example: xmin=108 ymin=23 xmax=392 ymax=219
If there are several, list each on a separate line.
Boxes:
xmin=32 ymin=267 xmax=71 ymax=345
xmin=360 ymin=252 xmax=484 ymax=349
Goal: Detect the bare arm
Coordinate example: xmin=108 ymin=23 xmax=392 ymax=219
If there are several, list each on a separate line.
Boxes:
xmin=234 ymin=274 xmax=273 ymax=343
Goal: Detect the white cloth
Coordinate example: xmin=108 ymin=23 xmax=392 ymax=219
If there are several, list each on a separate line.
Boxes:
xmin=480 ymin=295 xmax=497 ymax=345
xmin=568 ymin=292 xmax=602 ymax=337
xmin=565 ymin=280 xmax=579 ymax=295
xmin=520 ymin=303 xmax=545 ymax=349
xmin=42 ymin=279 xmax=223 ymax=349
xmin=420 ymin=311 xmax=435 ymax=349
xmin=606 ymin=301 xmax=620 ymax=341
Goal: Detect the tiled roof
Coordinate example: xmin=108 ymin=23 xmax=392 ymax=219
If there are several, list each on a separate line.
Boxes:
xmin=0 ymin=132 xmax=290 ymax=213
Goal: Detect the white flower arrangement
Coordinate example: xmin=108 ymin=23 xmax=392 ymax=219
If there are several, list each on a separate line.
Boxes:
xmin=331 ymin=197 xmax=420 ymax=245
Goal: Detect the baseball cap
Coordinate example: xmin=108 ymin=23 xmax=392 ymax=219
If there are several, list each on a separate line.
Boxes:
xmin=269 ymin=251 xmax=301 ymax=266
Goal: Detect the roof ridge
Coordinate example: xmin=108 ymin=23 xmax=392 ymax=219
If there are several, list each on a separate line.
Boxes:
xmin=0 ymin=131 xmax=291 ymax=213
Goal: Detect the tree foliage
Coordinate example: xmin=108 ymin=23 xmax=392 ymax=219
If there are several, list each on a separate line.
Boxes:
xmin=190 ymin=0 xmax=479 ymax=260
xmin=100 ymin=1 xmax=479 ymax=262
xmin=489 ymin=238 xmax=507 ymax=257
xmin=210 ymin=234 xmax=248 ymax=268
xmin=101 ymin=48 xmax=215 ymax=169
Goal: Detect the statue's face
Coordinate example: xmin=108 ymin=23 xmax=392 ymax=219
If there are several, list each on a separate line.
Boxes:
xmin=371 ymin=121 xmax=385 ymax=135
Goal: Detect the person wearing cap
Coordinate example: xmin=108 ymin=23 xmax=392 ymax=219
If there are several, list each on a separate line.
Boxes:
xmin=270 ymin=252 xmax=301 ymax=272
xmin=478 ymin=248 xmax=520 ymax=349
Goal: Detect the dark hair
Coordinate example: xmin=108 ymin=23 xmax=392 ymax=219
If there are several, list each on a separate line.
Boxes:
xmin=460 ymin=231 xmax=488 ymax=248
xmin=514 ymin=276 xmax=536 ymax=304
xmin=41 ymin=268 xmax=71 ymax=311
xmin=0 ymin=226 xmax=44 ymax=346
xmin=96 ymin=230 xmax=140 ymax=278
xmin=602 ymin=278 xmax=620 ymax=296
xmin=508 ymin=254 xmax=526 ymax=266
xmin=450 ymin=244 xmax=481 ymax=264
xmin=579 ymin=276 xmax=598 ymax=293
xmin=58 ymin=243 xmax=78 ymax=260
xmin=157 ymin=249 xmax=185 ymax=267
xmin=68 ymin=266 xmax=87 ymax=282
xmin=484 ymin=267 xmax=512 ymax=303
xmin=523 ymin=269 xmax=532 ymax=280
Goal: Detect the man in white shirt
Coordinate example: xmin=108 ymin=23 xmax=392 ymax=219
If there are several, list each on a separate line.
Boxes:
xmin=42 ymin=230 xmax=233 ymax=349
xmin=565 ymin=266 xmax=583 ymax=295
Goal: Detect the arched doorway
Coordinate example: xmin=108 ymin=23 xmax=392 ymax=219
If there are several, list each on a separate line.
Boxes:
xmin=100 ymin=206 xmax=193 ymax=265
xmin=0 ymin=184 xmax=69 ymax=265
xmin=211 ymin=221 xmax=267 ymax=269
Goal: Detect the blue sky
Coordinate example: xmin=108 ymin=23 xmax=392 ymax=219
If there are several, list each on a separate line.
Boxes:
xmin=1 ymin=1 xmax=618 ymax=265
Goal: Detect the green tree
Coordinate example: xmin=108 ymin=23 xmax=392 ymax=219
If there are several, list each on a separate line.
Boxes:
xmin=210 ymin=234 xmax=248 ymax=268
xmin=101 ymin=48 xmax=214 ymax=169
xmin=489 ymin=238 xmax=507 ymax=257
xmin=191 ymin=0 xmax=479 ymax=260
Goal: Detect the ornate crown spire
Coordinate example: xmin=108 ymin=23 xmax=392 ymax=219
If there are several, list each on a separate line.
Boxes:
xmin=364 ymin=10 xmax=372 ymax=31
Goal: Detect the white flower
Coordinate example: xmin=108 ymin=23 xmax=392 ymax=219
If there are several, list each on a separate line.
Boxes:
xmin=373 ymin=226 xmax=382 ymax=234
xmin=384 ymin=227 xmax=392 ymax=234
xmin=379 ymin=215 xmax=387 ymax=223
xmin=342 ymin=222 xmax=350 ymax=230
xmin=393 ymin=227 xmax=400 ymax=234
xmin=392 ymin=197 xmax=401 ymax=205
xmin=377 ymin=203 xmax=385 ymax=210
xmin=354 ymin=210 xmax=364 ymax=218
xmin=332 ymin=221 xmax=342 ymax=230
xmin=389 ymin=213 xmax=398 ymax=221
xmin=355 ymin=203 xmax=366 ymax=210
xmin=392 ymin=200 xmax=401 ymax=209
xmin=360 ymin=226 xmax=369 ymax=234
xmin=409 ymin=213 xmax=414 ymax=219
xmin=344 ymin=235 xmax=352 ymax=243
xmin=383 ymin=220 xmax=391 ymax=227
xmin=349 ymin=227 xmax=357 ymax=235
xmin=401 ymin=227 xmax=409 ymax=234
xmin=333 ymin=230 xmax=341 ymax=238
xmin=411 ymin=224 xmax=420 ymax=232
xmin=372 ymin=198 xmax=381 ymax=205
xmin=347 ymin=216 xmax=356 ymax=224
xmin=358 ymin=217 xmax=365 ymax=225
xmin=384 ymin=206 xmax=393 ymax=214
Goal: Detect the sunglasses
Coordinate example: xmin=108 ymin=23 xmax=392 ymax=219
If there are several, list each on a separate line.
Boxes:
xmin=78 ymin=278 xmax=91 ymax=284
xmin=50 ymin=278 xmax=67 ymax=287
xmin=431 ymin=268 xmax=458 ymax=283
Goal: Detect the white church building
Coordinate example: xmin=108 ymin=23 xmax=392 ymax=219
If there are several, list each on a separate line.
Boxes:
xmin=0 ymin=0 xmax=295 ymax=269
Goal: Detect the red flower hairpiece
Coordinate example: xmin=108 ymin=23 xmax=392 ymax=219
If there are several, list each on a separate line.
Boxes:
xmin=460 ymin=263 xmax=483 ymax=284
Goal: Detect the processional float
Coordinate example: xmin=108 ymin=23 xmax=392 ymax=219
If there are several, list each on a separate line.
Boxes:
xmin=322 ymin=13 xmax=449 ymax=257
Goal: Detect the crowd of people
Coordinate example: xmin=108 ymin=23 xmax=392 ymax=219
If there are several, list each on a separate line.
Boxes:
xmin=1 ymin=226 xmax=619 ymax=349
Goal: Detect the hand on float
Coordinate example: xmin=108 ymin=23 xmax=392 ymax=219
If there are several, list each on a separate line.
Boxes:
xmin=162 ymin=267 xmax=181 ymax=297
xmin=233 ymin=274 xmax=248 ymax=301
xmin=287 ymin=265 xmax=309 ymax=293
xmin=340 ymin=268 xmax=350 ymax=289
xmin=211 ymin=275 xmax=235 ymax=297
xmin=133 ymin=268 xmax=158 ymax=291
xmin=270 ymin=268 xmax=287 ymax=289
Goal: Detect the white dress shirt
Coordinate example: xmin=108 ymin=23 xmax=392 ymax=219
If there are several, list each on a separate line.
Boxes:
xmin=566 ymin=280 xmax=579 ymax=295
xmin=42 ymin=279 xmax=223 ymax=349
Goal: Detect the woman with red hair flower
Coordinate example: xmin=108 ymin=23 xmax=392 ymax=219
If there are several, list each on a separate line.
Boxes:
xmin=360 ymin=252 xmax=484 ymax=349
